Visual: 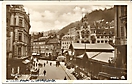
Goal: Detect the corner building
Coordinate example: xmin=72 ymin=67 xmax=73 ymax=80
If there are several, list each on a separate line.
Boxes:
xmin=6 ymin=5 xmax=31 ymax=58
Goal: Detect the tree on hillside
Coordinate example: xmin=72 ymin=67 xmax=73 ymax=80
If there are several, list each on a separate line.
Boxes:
xmin=91 ymin=35 xmax=96 ymax=43
xmin=60 ymin=33 xmax=65 ymax=39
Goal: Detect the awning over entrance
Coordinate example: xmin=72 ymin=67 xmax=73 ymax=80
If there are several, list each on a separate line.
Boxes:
xmin=32 ymin=53 xmax=40 ymax=56
xmin=32 ymin=53 xmax=37 ymax=55
xmin=22 ymin=59 xmax=30 ymax=64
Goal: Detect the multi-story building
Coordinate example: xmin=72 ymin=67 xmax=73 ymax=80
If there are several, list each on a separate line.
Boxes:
xmin=61 ymin=34 xmax=76 ymax=50
xmin=31 ymin=35 xmax=61 ymax=60
xmin=98 ymin=5 xmax=127 ymax=80
xmin=96 ymin=28 xmax=115 ymax=44
xmin=61 ymin=27 xmax=76 ymax=50
xmin=75 ymin=21 xmax=92 ymax=44
xmin=6 ymin=5 xmax=31 ymax=79
xmin=6 ymin=5 xmax=31 ymax=58
xmin=114 ymin=5 xmax=127 ymax=68
xmin=32 ymin=40 xmax=53 ymax=57
xmin=90 ymin=20 xmax=115 ymax=44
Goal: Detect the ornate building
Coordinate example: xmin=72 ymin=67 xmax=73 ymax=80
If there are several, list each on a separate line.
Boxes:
xmin=98 ymin=5 xmax=127 ymax=80
xmin=114 ymin=5 xmax=127 ymax=68
xmin=6 ymin=5 xmax=31 ymax=59
xmin=6 ymin=5 xmax=31 ymax=80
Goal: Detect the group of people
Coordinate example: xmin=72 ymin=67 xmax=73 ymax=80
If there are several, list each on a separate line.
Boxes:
xmin=43 ymin=61 xmax=53 ymax=76
xmin=56 ymin=61 xmax=60 ymax=67
xmin=43 ymin=61 xmax=52 ymax=67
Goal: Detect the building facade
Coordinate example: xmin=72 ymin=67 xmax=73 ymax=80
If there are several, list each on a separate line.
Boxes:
xmin=114 ymin=5 xmax=127 ymax=68
xmin=6 ymin=5 xmax=31 ymax=58
xmin=98 ymin=5 xmax=127 ymax=80
xmin=32 ymin=40 xmax=53 ymax=57
xmin=6 ymin=5 xmax=31 ymax=80
xmin=61 ymin=35 xmax=75 ymax=50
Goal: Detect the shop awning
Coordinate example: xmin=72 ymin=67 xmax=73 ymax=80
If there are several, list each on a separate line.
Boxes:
xmin=32 ymin=53 xmax=40 ymax=56
xmin=32 ymin=53 xmax=37 ymax=55
xmin=22 ymin=59 xmax=30 ymax=64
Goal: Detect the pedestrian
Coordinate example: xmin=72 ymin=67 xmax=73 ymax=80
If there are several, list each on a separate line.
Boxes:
xmin=47 ymin=61 xmax=48 ymax=64
xmin=43 ymin=70 xmax=46 ymax=76
xmin=64 ymin=76 xmax=67 ymax=80
xmin=56 ymin=61 xmax=57 ymax=67
xmin=44 ymin=63 xmax=45 ymax=67
xmin=14 ymin=75 xmax=18 ymax=80
xmin=50 ymin=62 xmax=52 ymax=66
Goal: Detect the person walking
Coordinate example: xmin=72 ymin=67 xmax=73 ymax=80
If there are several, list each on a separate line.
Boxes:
xmin=44 ymin=63 xmax=45 ymax=67
xmin=50 ymin=62 xmax=52 ymax=66
xmin=14 ymin=75 xmax=18 ymax=80
xmin=43 ymin=70 xmax=46 ymax=76
xmin=64 ymin=76 xmax=67 ymax=80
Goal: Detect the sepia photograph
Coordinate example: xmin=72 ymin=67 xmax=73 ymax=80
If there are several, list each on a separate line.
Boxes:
xmin=4 ymin=2 xmax=129 ymax=83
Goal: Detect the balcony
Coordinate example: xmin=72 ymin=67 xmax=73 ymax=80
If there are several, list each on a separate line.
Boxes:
xmin=14 ymin=41 xmax=27 ymax=46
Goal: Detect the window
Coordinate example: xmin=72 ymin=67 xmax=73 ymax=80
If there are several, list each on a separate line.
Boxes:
xmin=14 ymin=18 xmax=16 ymax=25
xmin=105 ymin=40 xmax=108 ymax=43
xmin=121 ymin=27 xmax=124 ymax=37
xmin=19 ymin=33 xmax=22 ymax=41
xmin=101 ymin=40 xmax=104 ymax=43
xmin=97 ymin=41 xmax=100 ymax=43
xmin=18 ymin=47 xmax=21 ymax=56
xmin=19 ymin=18 xmax=23 ymax=27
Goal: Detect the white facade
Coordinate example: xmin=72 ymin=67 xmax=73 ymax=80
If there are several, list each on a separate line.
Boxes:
xmin=96 ymin=35 xmax=115 ymax=44
xmin=61 ymin=35 xmax=75 ymax=50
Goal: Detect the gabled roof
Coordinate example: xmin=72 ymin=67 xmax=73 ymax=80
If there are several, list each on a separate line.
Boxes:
xmin=76 ymin=54 xmax=84 ymax=59
xmin=83 ymin=52 xmax=114 ymax=63
xmin=70 ymin=43 xmax=114 ymax=50
xmin=46 ymin=38 xmax=60 ymax=44
xmin=85 ymin=52 xmax=101 ymax=58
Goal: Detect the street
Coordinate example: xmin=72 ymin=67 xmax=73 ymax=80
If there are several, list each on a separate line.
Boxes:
xmin=37 ymin=60 xmax=68 ymax=80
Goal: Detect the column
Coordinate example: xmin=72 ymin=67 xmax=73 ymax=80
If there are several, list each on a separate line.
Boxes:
xmin=9 ymin=31 xmax=14 ymax=58
xmin=17 ymin=66 xmax=20 ymax=74
xmin=23 ymin=46 xmax=25 ymax=56
xmin=10 ymin=32 xmax=13 ymax=52
xmin=22 ymin=33 xmax=24 ymax=42
xmin=15 ymin=29 xmax=18 ymax=41
xmin=21 ymin=46 xmax=23 ymax=57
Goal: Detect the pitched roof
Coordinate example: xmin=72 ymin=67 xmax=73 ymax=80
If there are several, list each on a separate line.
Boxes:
xmin=76 ymin=54 xmax=84 ymax=59
xmin=46 ymin=38 xmax=60 ymax=44
xmin=70 ymin=43 xmax=114 ymax=50
xmin=85 ymin=52 xmax=101 ymax=58
xmin=91 ymin=52 xmax=114 ymax=63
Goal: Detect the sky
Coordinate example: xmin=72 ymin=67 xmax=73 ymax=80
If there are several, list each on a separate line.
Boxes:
xmin=23 ymin=5 xmax=113 ymax=33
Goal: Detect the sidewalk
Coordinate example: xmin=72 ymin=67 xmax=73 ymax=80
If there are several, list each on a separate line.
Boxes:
xmin=60 ymin=63 xmax=76 ymax=80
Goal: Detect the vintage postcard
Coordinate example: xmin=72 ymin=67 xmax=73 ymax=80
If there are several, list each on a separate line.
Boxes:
xmin=2 ymin=1 xmax=132 ymax=83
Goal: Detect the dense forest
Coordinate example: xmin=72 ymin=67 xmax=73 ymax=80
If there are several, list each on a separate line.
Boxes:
xmin=58 ymin=7 xmax=114 ymax=36
xmin=84 ymin=7 xmax=114 ymax=22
